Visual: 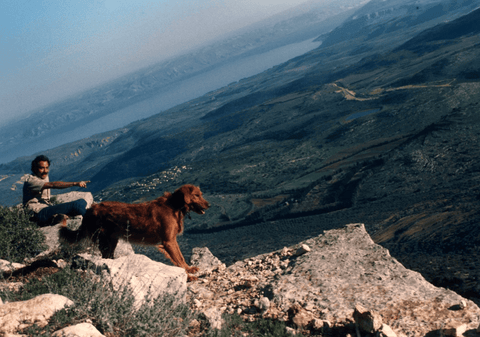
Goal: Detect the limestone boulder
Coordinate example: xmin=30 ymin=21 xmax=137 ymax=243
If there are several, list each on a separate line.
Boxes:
xmin=0 ymin=259 xmax=25 ymax=275
xmin=54 ymin=191 xmax=93 ymax=209
xmin=0 ymin=294 xmax=73 ymax=335
xmin=187 ymin=224 xmax=480 ymax=336
xmin=73 ymin=253 xmax=187 ymax=308
xmin=52 ymin=322 xmax=105 ymax=337
xmin=190 ymin=247 xmax=224 ymax=275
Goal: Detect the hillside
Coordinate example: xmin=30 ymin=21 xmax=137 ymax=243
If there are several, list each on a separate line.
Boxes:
xmin=1 ymin=0 xmax=480 ymax=307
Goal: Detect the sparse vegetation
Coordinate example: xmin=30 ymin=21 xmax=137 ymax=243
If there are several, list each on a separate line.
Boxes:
xmin=1 ymin=266 xmax=195 ymax=336
xmin=0 ymin=206 xmax=46 ymax=263
xmin=0 ymin=209 xmax=301 ymax=336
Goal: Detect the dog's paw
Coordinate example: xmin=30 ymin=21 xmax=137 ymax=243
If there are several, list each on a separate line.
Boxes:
xmin=186 ymin=266 xmax=200 ymax=274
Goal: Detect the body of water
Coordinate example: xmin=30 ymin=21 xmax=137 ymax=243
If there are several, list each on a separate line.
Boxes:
xmin=1 ymin=38 xmax=321 ymax=164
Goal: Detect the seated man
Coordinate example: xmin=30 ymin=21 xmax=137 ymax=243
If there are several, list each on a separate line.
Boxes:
xmin=23 ymin=155 xmax=91 ymax=226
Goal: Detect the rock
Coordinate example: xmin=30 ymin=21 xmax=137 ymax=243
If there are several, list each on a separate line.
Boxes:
xmin=52 ymin=322 xmax=105 ymax=337
xmin=108 ymin=239 xmax=135 ymax=258
xmin=0 ymin=282 xmax=23 ymax=292
xmin=73 ymin=253 xmax=187 ymax=308
xmin=288 ymin=303 xmax=315 ymax=328
xmin=55 ymin=192 xmax=94 ymax=209
xmin=53 ymin=259 xmax=68 ymax=269
xmin=0 ymin=259 xmax=25 ymax=275
xmin=285 ymin=326 xmax=297 ymax=335
xmin=281 ymin=247 xmax=292 ymax=256
xmin=203 ymin=307 xmax=224 ymax=330
xmin=311 ymin=318 xmax=331 ymax=331
xmin=258 ymin=297 xmax=270 ymax=311
xmin=378 ymin=323 xmax=397 ymax=337
xmin=0 ymin=294 xmax=73 ymax=335
xmin=270 ymin=224 xmax=480 ymax=336
xmin=190 ymin=247 xmax=223 ymax=275
xmin=294 ymin=244 xmax=311 ymax=256
xmin=442 ymin=322 xmax=467 ymax=337
xmin=184 ymin=224 xmax=480 ymax=336
xmin=353 ymin=304 xmax=383 ymax=334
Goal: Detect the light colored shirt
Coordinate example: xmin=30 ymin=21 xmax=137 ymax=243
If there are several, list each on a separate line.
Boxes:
xmin=23 ymin=174 xmax=51 ymax=213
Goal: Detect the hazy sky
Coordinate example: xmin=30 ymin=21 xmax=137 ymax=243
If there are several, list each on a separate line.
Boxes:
xmin=1 ymin=0 xmax=311 ymax=125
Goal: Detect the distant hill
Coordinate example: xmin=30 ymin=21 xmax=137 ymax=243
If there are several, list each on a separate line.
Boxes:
xmin=0 ymin=0 xmax=363 ymax=165
xmin=2 ymin=0 xmax=480 ymax=306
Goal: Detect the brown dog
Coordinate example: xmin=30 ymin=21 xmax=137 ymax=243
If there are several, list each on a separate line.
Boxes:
xmin=59 ymin=184 xmax=209 ymax=280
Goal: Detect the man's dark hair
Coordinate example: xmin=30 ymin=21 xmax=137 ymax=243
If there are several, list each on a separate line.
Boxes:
xmin=31 ymin=155 xmax=50 ymax=174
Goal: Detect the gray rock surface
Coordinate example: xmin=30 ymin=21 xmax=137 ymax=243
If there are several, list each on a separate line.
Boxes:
xmin=0 ymin=294 xmax=74 ymax=334
xmin=54 ymin=192 xmax=94 ymax=209
xmin=0 ymin=259 xmax=25 ymax=274
xmin=188 ymin=223 xmax=480 ymax=336
xmin=190 ymin=247 xmax=224 ymax=276
xmin=2 ymin=223 xmax=480 ymax=336
xmin=51 ymin=322 xmax=105 ymax=337
xmin=76 ymin=253 xmax=187 ymax=308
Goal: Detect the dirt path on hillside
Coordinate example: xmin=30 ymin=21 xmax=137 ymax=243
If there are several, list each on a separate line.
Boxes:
xmin=332 ymin=81 xmax=454 ymax=101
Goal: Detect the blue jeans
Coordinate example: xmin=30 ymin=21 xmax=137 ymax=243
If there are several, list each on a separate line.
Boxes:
xmin=36 ymin=199 xmax=88 ymax=223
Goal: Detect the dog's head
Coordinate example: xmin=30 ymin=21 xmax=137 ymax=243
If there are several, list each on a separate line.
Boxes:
xmin=172 ymin=184 xmax=210 ymax=214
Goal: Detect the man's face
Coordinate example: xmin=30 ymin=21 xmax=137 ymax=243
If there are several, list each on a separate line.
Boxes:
xmin=35 ymin=161 xmax=50 ymax=179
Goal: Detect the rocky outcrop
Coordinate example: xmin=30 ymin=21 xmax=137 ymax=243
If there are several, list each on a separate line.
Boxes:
xmin=188 ymin=224 xmax=480 ymax=336
xmin=0 ymin=294 xmax=73 ymax=335
xmin=1 ymin=223 xmax=480 ymax=336
xmin=51 ymin=323 xmax=105 ymax=337
xmin=74 ymin=253 xmax=187 ymax=308
xmin=0 ymin=253 xmax=187 ymax=336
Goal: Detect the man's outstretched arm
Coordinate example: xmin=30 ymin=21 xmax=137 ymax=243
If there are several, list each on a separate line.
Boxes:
xmin=42 ymin=181 xmax=90 ymax=189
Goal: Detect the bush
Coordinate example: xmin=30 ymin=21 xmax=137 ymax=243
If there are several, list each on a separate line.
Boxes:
xmin=0 ymin=206 xmax=46 ymax=263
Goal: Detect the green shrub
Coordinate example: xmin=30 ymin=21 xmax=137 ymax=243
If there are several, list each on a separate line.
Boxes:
xmin=0 ymin=206 xmax=46 ymax=263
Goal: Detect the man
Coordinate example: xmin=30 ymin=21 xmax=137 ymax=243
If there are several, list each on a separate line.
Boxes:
xmin=23 ymin=155 xmax=91 ymax=226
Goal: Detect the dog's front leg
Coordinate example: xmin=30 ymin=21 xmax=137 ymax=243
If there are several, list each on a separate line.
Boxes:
xmin=156 ymin=244 xmax=173 ymax=261
xmin=162 ymin=240 xmax=200 ymax=277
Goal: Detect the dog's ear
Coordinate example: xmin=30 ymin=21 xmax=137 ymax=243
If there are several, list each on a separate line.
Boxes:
xmin=172 ymin=185 xmax=193 ymax=208
xmin=181 ymin=185 xmax=193 ymax=205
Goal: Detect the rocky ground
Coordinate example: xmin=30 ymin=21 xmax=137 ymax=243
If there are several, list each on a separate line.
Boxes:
xmin=188 ymin=224 xmax=480 ymax=337
xmin=2 ymin=222 xmax=480 ymax=336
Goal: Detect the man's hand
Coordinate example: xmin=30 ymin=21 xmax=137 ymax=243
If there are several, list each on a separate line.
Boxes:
xmin=77 ymin=181 xmax=91 ymax=188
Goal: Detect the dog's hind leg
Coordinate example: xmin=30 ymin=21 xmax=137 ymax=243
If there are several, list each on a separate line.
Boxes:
xmin=98 ymin=234 xmax=118 ymax=259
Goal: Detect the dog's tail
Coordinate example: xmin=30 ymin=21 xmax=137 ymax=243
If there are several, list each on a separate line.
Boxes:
xmin=58 ymin=210 xmax=92 ymax=244
xmin=58 ymin=225 xmax=88 ymax=243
